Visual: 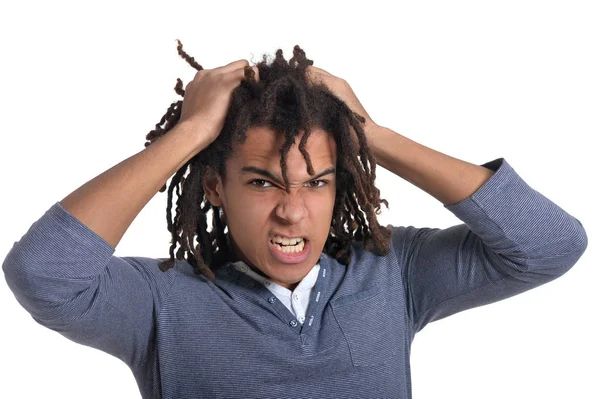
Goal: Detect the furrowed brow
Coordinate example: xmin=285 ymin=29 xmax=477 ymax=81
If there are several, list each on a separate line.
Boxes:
xmin=308 ymin=167 xmax=336 ymax=180
xmin=240 ymin=166 xmax=336 ymax=183
xmin=241 ymin=167 xmax=283 ymax=184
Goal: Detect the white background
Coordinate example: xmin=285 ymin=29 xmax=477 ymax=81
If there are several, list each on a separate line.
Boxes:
xmin=1 ymin=1 xmax=598 ymax=398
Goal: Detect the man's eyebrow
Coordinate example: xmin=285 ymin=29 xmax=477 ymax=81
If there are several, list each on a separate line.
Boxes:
xmin=240 ymin=166 xmax=336 ymax=183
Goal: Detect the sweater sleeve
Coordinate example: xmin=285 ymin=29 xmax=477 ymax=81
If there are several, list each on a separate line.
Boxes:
xmin=392 ymin=158 xmax=588 ymax=333
xmin=1 ymin=202 xmax=178 ymax=367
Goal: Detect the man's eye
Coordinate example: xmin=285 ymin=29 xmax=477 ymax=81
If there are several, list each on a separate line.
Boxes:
xmin=249 ymin=179 xmax=273 ymax=188
xmin=306 ymin=180 xmax=328 ymax=188
xmin=249 ymin=179 xmax=328 ymax=189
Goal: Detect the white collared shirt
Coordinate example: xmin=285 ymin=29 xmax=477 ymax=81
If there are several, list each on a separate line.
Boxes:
xmin=231 ymin=261 xmax=320 ymax=325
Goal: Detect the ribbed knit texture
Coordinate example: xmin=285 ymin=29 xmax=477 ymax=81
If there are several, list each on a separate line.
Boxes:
xmin=2 ymin=157 xmax=588 ymax=398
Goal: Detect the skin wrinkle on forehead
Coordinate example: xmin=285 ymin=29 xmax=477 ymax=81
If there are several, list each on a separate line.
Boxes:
xmin=233 ymin=128 xmax=336 ymax=185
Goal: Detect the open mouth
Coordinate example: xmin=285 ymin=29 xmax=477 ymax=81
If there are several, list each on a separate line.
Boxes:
xmin=268 ymin=235 xmax=311 ymax=264
xmin=269 ymin=238 xmax=306 ymax=253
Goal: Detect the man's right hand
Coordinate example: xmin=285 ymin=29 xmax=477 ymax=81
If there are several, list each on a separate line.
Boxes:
xmin=180 ymin=59 xmax=260 ymax=151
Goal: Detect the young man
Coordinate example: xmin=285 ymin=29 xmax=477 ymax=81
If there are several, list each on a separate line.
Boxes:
xmin=2 ymin=48 xmax=588 ymax=398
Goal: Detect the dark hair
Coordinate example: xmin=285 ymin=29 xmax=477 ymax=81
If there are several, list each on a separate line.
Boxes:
xmin=144 ymin=40 xmax=392 ymax=280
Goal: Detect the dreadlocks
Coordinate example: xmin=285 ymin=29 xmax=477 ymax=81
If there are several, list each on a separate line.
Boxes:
xmin=144 ymin=39 xmax=392 ymax=281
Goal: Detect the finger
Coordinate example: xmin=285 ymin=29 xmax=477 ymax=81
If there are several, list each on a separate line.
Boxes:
xmin=220 ymin=59 xmax=249 ymax=73
xmin=230 ymin=65 xmax=260 ymax=83
xmin=306 ymin=66 xmax=326 ymax=84
xmin=246 ymin=65 xmax=260 ymax=82
xmin=308 ymin=65 xmax=331 ymax=76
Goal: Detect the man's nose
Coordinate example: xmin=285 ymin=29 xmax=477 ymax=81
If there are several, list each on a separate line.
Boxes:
xmin=274 ymin=192 xmax=308 ymax=224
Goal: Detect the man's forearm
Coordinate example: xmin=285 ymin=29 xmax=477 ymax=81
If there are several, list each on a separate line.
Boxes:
xmin=365 ymin=124 xmax=495 ymax=207
xmin=59 ymin=120 xmax=208 ymax=249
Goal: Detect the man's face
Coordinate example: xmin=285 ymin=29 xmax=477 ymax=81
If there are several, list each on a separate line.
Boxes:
xmin=204 ymin=126 xmax=337 ymax=290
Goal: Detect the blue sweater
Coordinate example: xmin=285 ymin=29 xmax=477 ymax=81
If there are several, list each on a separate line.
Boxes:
xmin=2 ymin=157 xmax=587 ymax=399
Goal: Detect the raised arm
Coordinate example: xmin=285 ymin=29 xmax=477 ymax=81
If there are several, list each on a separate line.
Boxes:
xmin=2 ymin=60 xmax=258 ymax=365
xmin=59 ymin=60 xmax=255 ymax=248
xmin=391 ymin=156 xmax=587 ymax=332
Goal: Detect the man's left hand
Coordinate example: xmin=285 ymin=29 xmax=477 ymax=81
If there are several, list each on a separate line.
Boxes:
xmin=306 ymin=66 xmax=378 ymax=143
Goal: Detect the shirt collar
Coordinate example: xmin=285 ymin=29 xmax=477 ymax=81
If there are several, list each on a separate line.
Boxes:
xmin=231 ymin=260 xmax=321 ymax=294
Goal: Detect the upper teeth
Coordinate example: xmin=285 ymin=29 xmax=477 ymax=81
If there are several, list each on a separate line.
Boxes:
xmin=271 ymin=235 xmax=304 ymax=245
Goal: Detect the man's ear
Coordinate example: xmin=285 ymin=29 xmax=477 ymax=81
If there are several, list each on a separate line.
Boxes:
xmin=203 ymin=169 xmax=223 ymax=207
